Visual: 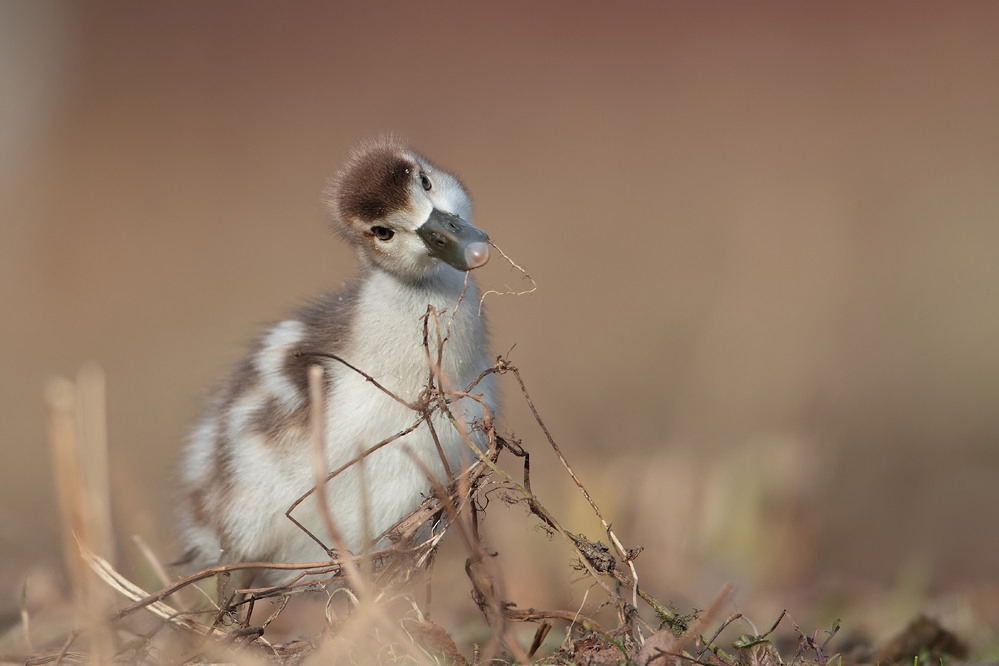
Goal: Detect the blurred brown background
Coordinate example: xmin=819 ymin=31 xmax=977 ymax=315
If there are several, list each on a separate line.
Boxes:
xmin=3 ymin=1 xmax=998 ymax=636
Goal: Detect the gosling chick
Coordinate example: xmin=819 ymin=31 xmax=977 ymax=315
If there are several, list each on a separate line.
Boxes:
xmin=177 ymin=137 xmax=497 ymax=576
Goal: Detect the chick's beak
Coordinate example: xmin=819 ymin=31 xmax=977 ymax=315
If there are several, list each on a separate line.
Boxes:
xmin=416 ymin=209 xmax=490 ymax=271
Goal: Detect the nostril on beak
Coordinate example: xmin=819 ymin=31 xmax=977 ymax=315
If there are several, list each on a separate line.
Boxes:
xmin=464 ymin=242 xmax=490 ymax=269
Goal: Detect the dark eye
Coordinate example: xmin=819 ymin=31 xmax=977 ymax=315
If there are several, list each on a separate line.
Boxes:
xmin=371 ymin=226 xmax=394 ymax=241
xmin=419 ymin=173 xmax=432 ymax=191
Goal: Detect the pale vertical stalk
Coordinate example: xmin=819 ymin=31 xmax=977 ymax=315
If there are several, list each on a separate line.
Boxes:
xmin=355 ymin=437 xmax=373 ymax=583
xmin=309 ymin=364 xmax=331 ymax=541
xmin=77 ymin=363 xmax=115 ymax=566
xmin=46 ymin=365 xmax=115 ymax=662
xmin=46 ymin=377 xmax=83 ymax=598
xmin=307 ymin=364 xmax=369 ymax=596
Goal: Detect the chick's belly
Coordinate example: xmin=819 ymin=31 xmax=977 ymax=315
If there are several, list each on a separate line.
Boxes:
xmin=312 ymin=384 xmax=438 ymax=544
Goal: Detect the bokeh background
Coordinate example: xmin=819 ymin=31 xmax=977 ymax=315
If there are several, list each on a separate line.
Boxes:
xmin=3 ymin=0 xmax=998 ymax=645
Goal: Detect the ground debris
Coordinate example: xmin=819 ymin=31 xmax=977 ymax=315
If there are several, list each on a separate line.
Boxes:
xmin=737 ymin=639 xmax=783 ymax=666
xmin=399 ymin=619 xmax=466 ymax=666
xmin=572 ymin=535 xmax=615 ymax=574
xmin=875 ymin=615 xmax=968 ymax=664
xmin=557 ymin=632 xmax=636 ymax=666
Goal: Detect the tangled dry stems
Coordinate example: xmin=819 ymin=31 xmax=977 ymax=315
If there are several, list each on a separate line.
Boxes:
xmin=29 ymin=300 xmax=843 ymax=666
